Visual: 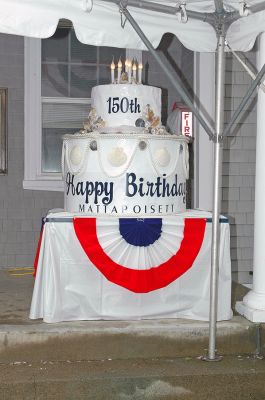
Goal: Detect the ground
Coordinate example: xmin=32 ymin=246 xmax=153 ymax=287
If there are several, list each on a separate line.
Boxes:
xmin=0 ymin=269 xmax=264 ymax=399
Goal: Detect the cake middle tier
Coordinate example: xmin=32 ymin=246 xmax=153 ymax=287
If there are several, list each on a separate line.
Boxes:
xmin=63 ymin=133 xmax=189 ymax=216
xmin=91 ymin=84 xmax=161 ymax=129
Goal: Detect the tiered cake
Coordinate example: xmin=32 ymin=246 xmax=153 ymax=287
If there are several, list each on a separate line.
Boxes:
xmin=62 ymin=78 xmax=189 ymax=216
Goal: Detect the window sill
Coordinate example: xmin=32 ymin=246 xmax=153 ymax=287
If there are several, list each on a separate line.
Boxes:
xmin=23 ymin=179 xmax=64 ymax=192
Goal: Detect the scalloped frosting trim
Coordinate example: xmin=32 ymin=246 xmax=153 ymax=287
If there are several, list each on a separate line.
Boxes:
xmin=63 ymin=131 xmax=190 ymax=142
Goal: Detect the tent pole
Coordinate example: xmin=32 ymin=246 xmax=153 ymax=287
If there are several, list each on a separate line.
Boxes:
xmin=120 ymin=1 xmax=228 ymax=359
xmin=214 ymin=0 xmax=224 ymax=14
xmin=205 ymin=34 xmax=225 ymax=361
xmin=119 ymin=3 xmax=214 ymax=140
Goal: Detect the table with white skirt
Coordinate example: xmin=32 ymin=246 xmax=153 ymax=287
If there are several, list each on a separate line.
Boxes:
xmin=30 ymin=209 xmax=232 ymax=323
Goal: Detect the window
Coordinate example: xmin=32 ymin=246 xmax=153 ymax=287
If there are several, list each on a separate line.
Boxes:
xmin=24 ymin=24 xmax=139 ymax=191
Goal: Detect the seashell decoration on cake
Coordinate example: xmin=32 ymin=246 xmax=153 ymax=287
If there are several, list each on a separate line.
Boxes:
xmin=70 ymin=145 xmax=83 ymax=165
xmin=107 ymin=147 xmax=128 ymax=167
xmin=82 ymin=107 xmax=106 ymax=133
xmin=142 ymin=104 xmax=167 ymax=135
xmin=154 ymin=147 xmax=171 ymax=167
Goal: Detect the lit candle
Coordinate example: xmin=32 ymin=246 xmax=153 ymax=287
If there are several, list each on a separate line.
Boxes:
xmin=125 ymin=59 xmax=129 ymax=73
xmin=138 ymin=62 xmax=143 ymax=84
xmin=111 ymin=60 xmax=115 ymax=83
xmin=127 ymin=59 xmax=132 ymax=83
xmin=117 ymin=58 xmax=122 ymax=84
xmin=132 ymin=62 xmax=137 ymax=81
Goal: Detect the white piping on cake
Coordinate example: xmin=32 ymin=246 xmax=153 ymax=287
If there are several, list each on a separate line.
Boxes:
xmin=63 ymin=138 xmax=90 ymax=177
xmin=97 ymin=138 xmax=139 ymax=178
xmin=62 ymin=132 xmax=190 ymax=179
xmin=148 ymin=141 xmax=181 ymax=178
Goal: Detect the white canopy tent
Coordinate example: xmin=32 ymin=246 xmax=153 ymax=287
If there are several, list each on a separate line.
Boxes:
xmin=1 ymin=0 xmax=265 ymax=52
xmin=1 ymin=0 xmax=265 ymax=360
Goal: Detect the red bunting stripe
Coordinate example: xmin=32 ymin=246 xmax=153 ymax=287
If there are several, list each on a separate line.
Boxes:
xmin=33 ymin=226 xmax=44 ymax=277
xmin=74 ymin=218 xmax=206 ymax=293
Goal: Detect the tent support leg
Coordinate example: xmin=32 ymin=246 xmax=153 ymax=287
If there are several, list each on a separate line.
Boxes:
xmin=204 ymin=35 xmax=225 ymax=362
xmin=119 ymin=3 xmax=214 ymax=140
xmin=121 ymin=2 xmax=226 ymax=358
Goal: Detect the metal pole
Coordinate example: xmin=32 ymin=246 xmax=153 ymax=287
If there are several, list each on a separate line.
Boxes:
xmin=223 ymin=61 xmax=265 ymax=137
xmin=206 ymin=34 xmax=225 ymax=361
xmin=103 ymin=0 xmax=216 ymax=24
xmin=119 ymin=3 xmax=214 ymax=140
xmin=214 ymin=0 xmax=224 ymax=14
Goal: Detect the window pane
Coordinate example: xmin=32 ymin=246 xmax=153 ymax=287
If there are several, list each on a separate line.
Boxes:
xmin=40 ymin=29 xmax=126 ymax=175
xmin=42 ymin=28 xmax=69 ymax=62
xmin=42 ymin=102 xmax=90 ymax=129
xmin=98 ymin=65 xmax=110 ymax=86
xmin=71 ymin=30 xmax=97 ymax=63
xmin=42 ymin=128 xmax=66 ymax=173
xmin=42 ymin=101 xmax=90 ymax=173
xmin=42 ymin=64 xmax=69 ymax=97
xmin=99 ymin=46 xmax=125 ymax=64
xmin=70 ymin=66 xmax=97 ymax=98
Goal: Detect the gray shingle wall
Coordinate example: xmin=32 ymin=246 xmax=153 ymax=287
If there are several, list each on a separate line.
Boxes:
xmin=223 ymin=50 xmax=256 ymax=284
xmin=0 ymin=34 xmax=63 ymax=268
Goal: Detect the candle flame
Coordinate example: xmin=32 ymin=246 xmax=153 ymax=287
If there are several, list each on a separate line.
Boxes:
xmin=139 ymin=63 xmax=143 ymax=69
xmin=111 ymin=60 xmax=115 ymax=69
xmin=127 ymin=59 xmax=132 ymax=67
xmin=118 ymin=59 xmax=122 ymax=68
xmin=132 ymin=63 xmax=137 ymax=70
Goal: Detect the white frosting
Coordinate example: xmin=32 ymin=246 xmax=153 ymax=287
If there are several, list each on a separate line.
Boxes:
xmin=63 ymin=133 xmax=189 ymax=216
xmin=108 ymin=147 xmax=128 ymax=167
xmin=70 ymin=145 xmax=83 ymax=165
xmin=154 ymin=147 xmax=171 ymax=167
xmin=91 ymin=84 xmax=161 ymax=128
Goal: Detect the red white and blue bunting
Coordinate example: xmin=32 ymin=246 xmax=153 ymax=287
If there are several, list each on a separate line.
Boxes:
xmin=73 ymin=217 xmax=206 ymax=293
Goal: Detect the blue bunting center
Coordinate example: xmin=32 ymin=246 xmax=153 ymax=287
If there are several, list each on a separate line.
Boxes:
xmin=119 ymin=218 xmax=162 ymax=247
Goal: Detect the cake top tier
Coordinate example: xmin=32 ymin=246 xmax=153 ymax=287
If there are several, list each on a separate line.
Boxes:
xmin=85 ymin=83 xmax=162 ymax=133
xmin=79 ymin=59 xmax=183 ymax=136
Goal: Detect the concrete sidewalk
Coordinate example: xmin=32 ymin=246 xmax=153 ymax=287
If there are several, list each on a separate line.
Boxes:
xmin=0 ymin=268 xmax=261 ymax=361
xmin=0 ymin=268 xmax=35 ymax=325
xmin=1 ymin=269 xmax=265 ymax=399
xmin=1 ymin=354 xmax=265 ymax=400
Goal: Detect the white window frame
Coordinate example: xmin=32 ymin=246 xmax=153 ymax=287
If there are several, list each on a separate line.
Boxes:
xmin=24 ymin=37 xmax=65 ymax=191
xmin=24 ymin=36 xmax=142 ymax=191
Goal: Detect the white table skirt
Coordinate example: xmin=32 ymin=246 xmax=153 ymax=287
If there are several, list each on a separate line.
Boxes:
xmin=30 ymin=210 xmax=232 ymax=323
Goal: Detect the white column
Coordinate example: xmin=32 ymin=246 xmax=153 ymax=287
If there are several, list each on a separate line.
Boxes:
xmin=236 ymin=32 xmax=265 ymax=322
xmin=193 ymin=52 xmax=215 ymax=210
